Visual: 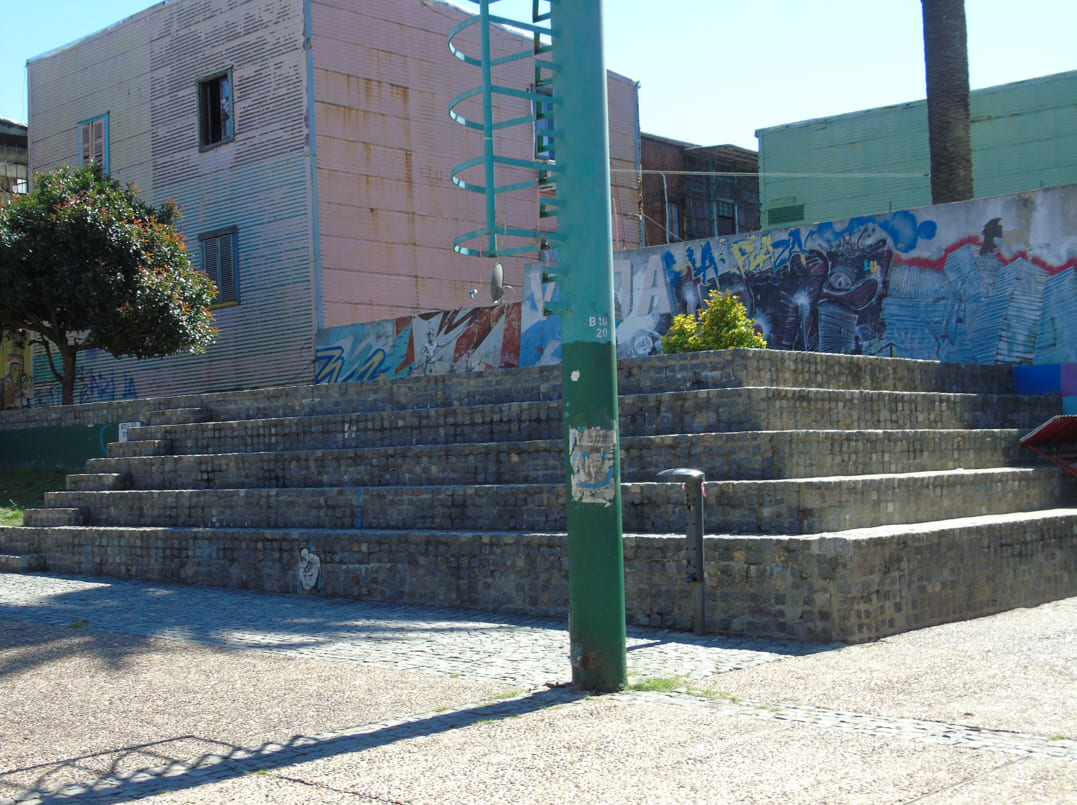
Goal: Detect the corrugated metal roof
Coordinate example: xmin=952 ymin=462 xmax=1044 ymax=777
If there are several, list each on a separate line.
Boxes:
xmin=1022 ymin=415 xmax=1077 ymax=446
xmin=1020 ymin=415 xmax=1077 ymax=479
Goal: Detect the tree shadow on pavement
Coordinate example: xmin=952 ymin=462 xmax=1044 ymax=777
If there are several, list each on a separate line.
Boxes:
xmin=0 ymin=573 xmax=845 ymax=802
xmin=0 ymin=572 xmax=560 ymax=679
xmin=0 ymin=685 xmax=586 ymax=804
xmin=0 ymin=573 xmax=840 ymax=687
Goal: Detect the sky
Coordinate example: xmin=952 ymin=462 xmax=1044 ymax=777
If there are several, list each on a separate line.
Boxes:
xmin=2 ymin=0 xmax=1075 ymax=150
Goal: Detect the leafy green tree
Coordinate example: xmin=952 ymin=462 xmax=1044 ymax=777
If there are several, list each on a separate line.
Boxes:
xmin=662 ymin=288 xmax=767 ymax=354
xmin=0 ymin=164 xmax=218 ymax=404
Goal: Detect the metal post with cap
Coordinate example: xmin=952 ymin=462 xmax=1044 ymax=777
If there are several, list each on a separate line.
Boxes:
xmin=658 ymin=467 xmax=707 ymax=635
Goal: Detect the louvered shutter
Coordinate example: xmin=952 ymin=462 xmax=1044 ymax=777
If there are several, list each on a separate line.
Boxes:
xmin=80 ymin=118 xmax=106 ymax=166
xmin=217 ymin=232 xmax=236 ymax=302
xmin=200 ymin=229 xmax=238 ymax=304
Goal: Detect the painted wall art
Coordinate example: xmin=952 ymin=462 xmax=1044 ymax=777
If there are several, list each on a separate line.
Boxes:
xmin=21 ymin=184 xmax=1077 ymax=403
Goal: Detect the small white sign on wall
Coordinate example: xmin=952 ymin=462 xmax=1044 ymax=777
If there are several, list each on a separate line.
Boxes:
xmin=118 ymin=421 xmax=141 ymax=442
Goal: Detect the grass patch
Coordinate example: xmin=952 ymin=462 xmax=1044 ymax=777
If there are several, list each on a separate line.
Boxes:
xmin=701 ymin=690 xmax=743 ymax=703
xmin=628 ymin=675 xmax=741 ymax=702
xmin=628 ymin=676 xmax=687 ymax=693
xmin=0 ymin=467 xmax=67 ymax=526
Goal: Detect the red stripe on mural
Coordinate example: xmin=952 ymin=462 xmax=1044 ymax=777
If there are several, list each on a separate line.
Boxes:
xmin=894 ymin=236 xmax=1077 ymax=275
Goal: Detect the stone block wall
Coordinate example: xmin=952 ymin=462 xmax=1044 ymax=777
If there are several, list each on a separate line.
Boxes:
xmin=3 ymin=348 xmax=1074 ymax=644
xmin=13 ymin=519 xmax=1075 ymax=644
xmin=0 ymin=348 xmax=1019 ymax=434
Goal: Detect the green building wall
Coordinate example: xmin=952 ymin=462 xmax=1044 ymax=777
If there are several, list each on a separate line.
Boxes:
xmin=0 ymin=424 xmax=122 ymax=471
xmin=757 ymin=70 xmax=1077 ymax=228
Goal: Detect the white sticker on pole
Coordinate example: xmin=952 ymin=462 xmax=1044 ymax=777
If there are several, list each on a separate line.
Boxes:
xmin=569 ymin=426 xmax=617 ymax=506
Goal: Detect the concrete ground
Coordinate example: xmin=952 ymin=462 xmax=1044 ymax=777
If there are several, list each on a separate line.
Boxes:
xmin=0 ymin=572 xmax=1074 ymax=804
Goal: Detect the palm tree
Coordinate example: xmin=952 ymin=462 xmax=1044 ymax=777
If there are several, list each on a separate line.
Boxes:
xmin=921 ymin=0 xmax=974 ymax=203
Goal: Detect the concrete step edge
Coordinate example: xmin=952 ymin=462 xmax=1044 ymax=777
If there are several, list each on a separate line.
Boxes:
xmin=7 ymin=508 xmax=1076 ymax=542
xmin=125 ymin=389 xmax=1054 ymax=433
xmin=65 ymin=473 xmax=129 ymax=491
xmin=804 ymin=507 xmax=1077 ymax=540
xmin=89 ymin=427 xmax=1028 ymax=457
xmin=40 ymin=466 xmax=1068 ymax=498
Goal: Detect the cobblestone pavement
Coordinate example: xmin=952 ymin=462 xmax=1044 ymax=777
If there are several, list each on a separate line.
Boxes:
xmin=0 ymin=573 xmax=824 ymax=685
xmin=2 ymin=573 xmax=1075 ymax=804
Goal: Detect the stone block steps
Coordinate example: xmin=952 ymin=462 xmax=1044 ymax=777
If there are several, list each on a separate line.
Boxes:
xmin=40 ymin=466 xmax=1074 ymax=535
xmin=108 ymin=439 xmax=172 ymax=458
xmin=12 ymin=349 xmax=1063 ymax=541
xmin=144 ymin=407 xmax=212 ymax=426
xmin=118 ymin=349 xmax=1017 ymax=425
xmin=3 ymin=348 xmax=1074 ymax=643
xmin=71 ymin=427 xmax=1027 ymax=492
xmin=0 ymin=553 xmax=46 ymax=572
xmin=22 ymin=507 xmax=83 ymax=527
xmin=64 ymin=472 xmax=129 ymax=492
xmin=115 ymin=387 xmax=1055 ymax=458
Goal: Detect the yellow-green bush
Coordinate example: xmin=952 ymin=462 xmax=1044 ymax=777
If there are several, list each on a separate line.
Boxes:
xmin=661 ymin=289 xmax=767 ymax=353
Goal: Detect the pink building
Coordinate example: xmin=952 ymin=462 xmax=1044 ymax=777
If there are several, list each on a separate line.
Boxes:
xmin=26 ymin=0 xmax=640 ymax=404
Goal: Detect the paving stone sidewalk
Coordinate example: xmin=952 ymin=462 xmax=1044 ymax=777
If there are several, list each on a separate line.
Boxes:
xmin=2 ymin=573 xmax=1075 ymax=804
xmin=0 ymin=573 xmax=825 ymax=685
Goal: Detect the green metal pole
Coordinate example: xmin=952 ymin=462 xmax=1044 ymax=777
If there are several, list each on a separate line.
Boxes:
xmin=478 ymin=0 xmax=497 ymax=257
xmin=552 ymin=0 xmax=627 ymax=692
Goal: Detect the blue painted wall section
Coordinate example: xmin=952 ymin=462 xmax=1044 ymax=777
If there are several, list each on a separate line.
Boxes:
xmin=1015 ymin=365 xmax=1064 ymax=396
xmin=1015 ymin=363 xmax=1077 ymax=413
xmin=1063 ymin=363 xmax=1077 ymax=414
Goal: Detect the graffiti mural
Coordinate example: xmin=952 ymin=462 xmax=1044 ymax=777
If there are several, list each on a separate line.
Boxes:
xmin=29 ymin=365 xmax=140 ymax=408
xmin=10 ymin=185 xmax=1075 ymax=406
xmin=319 ymin=184 xmax=1077 ymax=387
xmin=1 ymin=333 xmax=32 ymax=410
xmin=316 ymin=302 xmax=522 ymax=384
xmin=527 ymin=185 xmax=1077 ymax=365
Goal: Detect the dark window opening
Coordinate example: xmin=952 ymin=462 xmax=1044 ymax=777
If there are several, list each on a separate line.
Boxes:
xmin=198 ymin=71 xmax=234 ymax=149
xmin=716 ymin=199 xmax=737 ymax=236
